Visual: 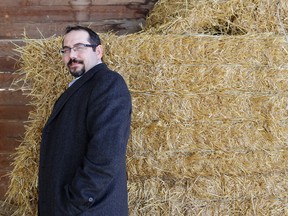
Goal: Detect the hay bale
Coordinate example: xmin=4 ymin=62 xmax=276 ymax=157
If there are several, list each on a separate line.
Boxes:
xmin=105 ymin=33 xmax=288 ymax=66
xmin=0 ymin=200 xmax=16 ymax=216
xmin=5 ymin=32 xmax=288 ymax=215
xmin=144 ymin=0 xmax=288 ymax=35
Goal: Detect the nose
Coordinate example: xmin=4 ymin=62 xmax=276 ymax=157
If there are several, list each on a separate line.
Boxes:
xmin=68 ymin=48 xmax=77 ymax=59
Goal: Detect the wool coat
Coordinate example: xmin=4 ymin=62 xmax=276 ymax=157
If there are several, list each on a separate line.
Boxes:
xmin=38 ymin=63 xmax=132 ymax=216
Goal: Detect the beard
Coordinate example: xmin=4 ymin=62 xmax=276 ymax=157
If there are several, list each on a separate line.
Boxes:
xmin=67 ymin=58 xmax=85 ymax=78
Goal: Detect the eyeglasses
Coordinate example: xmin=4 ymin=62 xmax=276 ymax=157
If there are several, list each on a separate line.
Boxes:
xmin=59 ymin=43 xmax=97 ymax=55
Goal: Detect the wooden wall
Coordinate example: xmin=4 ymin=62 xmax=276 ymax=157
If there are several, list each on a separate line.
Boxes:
xmin=0 ymin=0 xmax=156 ymax=199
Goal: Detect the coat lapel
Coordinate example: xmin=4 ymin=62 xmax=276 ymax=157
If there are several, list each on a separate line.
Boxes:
xmin=45 ymin=68 xmax=97 ymax=127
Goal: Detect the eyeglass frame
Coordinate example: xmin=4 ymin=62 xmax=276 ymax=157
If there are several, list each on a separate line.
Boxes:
xmin=59 ymin=43 xmax=98 ymax=55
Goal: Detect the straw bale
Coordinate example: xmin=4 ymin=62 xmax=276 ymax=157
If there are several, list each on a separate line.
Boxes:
xmin=0 ymin=201 xmax=16 ymax=216
xmin=127 ymin=64 xmax=288 ymax=92
xmin=144 ymin=0 xmax=288 ymax=35
xmin=128 ymin=173 xmax=288 ymax=215
xmin=104 ymin=33 xmax=288 ymax=67
xmin=5 ymin=32 xmax=288 ymax=215
xmin=128 ymin=122 xmax=288 ymax=178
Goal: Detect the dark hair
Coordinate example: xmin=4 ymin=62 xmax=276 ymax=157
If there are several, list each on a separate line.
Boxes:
xmin=63 ymin=25 xmax=101 ymax=46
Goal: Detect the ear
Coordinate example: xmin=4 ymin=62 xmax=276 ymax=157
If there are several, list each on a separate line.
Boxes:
xmin=96 ymin=45 xmax=103 ymax=59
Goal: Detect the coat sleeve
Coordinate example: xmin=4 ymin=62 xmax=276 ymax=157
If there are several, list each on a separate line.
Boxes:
xmin=64 ymin=72 xmax=132 ymax=215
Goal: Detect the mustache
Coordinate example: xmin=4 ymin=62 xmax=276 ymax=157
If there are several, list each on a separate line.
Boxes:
xmin=68 ymin=58 xmax=84 ymax=66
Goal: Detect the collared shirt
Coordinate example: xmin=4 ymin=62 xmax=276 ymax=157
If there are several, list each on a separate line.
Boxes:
xmin=69 ymin=76 xmax=81 ymax=87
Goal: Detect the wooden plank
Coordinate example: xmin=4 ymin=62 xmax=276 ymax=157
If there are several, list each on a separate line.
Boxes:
xmin=0 ymin=121 xmax=25 ymax=160
xmin=0 ymin=0 xmax=39 ymax=7
xmin=0 ymin=2 xmax=156 ymax=38
xmin=0 ymin=72 xmax=24 ymax=89
xmin=0 ymin=121 xmax=25 ymax=139
xmin=0 ymin=20 xmax=145 ymax=39
xmin=0 ymin=56 xmax=20 ymax=72
xmin=0 ymin=153 xmax=12 ymax=200
xmin=0 ymin=121 xmax=27 ymax=199
xmin=0 ymin=40 xmax=23 ymax=72
xmin=0 ymin=73 xmax=15 ymax=89
xmin=40 ymin=0 xmax=147 ymax=5
xmin=91 ymin=0 xmax=147 ymax=4
xmin=0 ymin=138 xmax=21 ymax=153
xmin=0 ymin=40 xmax=22 ymax=57
xmin=0 ymin=105 xmax=32 ymax=120
xmin=0 ymin=5 xmax=148 ymax=22
xmin=0 ymin=0 xmax=154 ymax=6
xmin=0 ymin=90 xmax=31 ymax=106
xmin=0 ymin=153 xmax=13 ymax=171
xmin=0 ymin=170 xmax=10 ymax=199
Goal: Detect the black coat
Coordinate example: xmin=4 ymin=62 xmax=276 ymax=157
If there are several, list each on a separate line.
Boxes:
xmin=38 ymin=63 xmax=132 ymax=216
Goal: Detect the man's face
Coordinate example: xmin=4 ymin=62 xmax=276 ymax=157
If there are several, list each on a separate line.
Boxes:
xmin=62 ymin=30 xmax=102 ymax=77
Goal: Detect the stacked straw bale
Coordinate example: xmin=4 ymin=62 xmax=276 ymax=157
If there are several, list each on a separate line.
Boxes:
xmin=144 ymin=0 xmax=288 ymax=35
xmin=6 ymin=33 xmax=288 ymax=215
xmin=5 ymin=1 xmax=288 ymax=215
xmin=109 ymin=34 xmax=288 ymax=215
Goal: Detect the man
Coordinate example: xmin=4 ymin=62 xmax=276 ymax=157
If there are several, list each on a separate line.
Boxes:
xmin=38 ymin=25 xmax=132 ymax=215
